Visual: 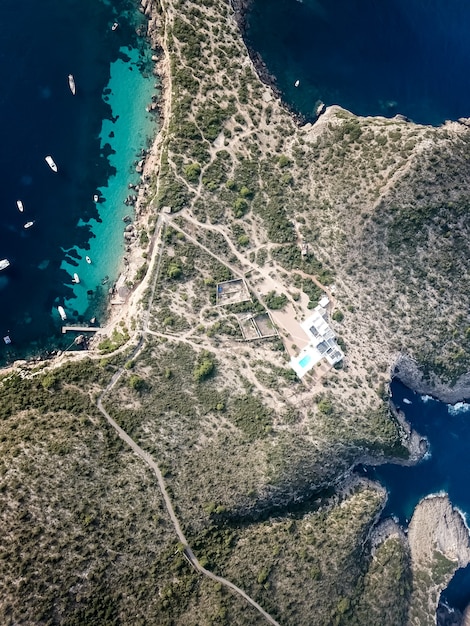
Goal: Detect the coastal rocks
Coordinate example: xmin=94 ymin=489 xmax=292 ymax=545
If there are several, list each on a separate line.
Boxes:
xmin=124 ymin=194 xmax=138 ymax=206
xmin=407 ymin=495 xmax=470 ymax=625
xmin=394 ymin=354 xmax=470 ymax=404
xmin=391 ymin=401 xmax=428 ymax=465
xmin=140 ymin=0 xmax=154 ymax=18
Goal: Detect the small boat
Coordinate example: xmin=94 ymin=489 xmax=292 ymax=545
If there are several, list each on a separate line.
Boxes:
xmin=16 ymin=200 xmax=24 ymax=212
xmin=3 ymin=335 xmax=11 ymax=345
xmin=72 ymin=273 xmax=80 ymax=284
xmin=294 ymin=79 xmax=300 ymax=87
xmin=68 ymin=74 xmax=76 ymax=95
xmin=93 ymin=194 xmax=99 ymax=202
xmin=0 ymin=259 xmax=10 ymax=271
xmin=45 ymin=155 xmax=58 ymax=172
xmin=316 ymin=101 xmax=326 ymax=117
xmin=101 ymin=275 xmax=109 ymax=285
xmin=24 ymin=221 xmax=34 ymax=229
xmin=112 ymin=22 xmax=119 ymax=31
xmin=85 ymin=256 xmax=92 ymax=264
xmin=57 ymin=306 xmax=67 ymax=321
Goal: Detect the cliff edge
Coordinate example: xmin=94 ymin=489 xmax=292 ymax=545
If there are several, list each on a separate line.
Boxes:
xmin=407 ymin=495 xmax=470 ymax=625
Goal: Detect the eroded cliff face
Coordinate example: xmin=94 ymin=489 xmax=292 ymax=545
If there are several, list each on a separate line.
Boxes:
xmin=395 ymin=355 xmax=470 ymax=404
xmin=407 ymin=495 xmax=470 ymax=625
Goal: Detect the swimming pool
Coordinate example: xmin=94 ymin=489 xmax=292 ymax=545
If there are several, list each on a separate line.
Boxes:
xmin=299 ymin=354 xmax=312 ymax=368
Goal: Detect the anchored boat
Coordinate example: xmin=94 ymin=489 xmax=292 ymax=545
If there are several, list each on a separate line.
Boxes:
xmin=45 ymin=155 xmax=58 ymax=172
xmin=24 ymin=221 xmax=34 ymax=229
xmin=68 ymin=74 xmax=76 ymax=95
xmin=0 ymin=259 xmax=10 ymax=271
xmin=16 ymin=200 xmax=24 ymax=212
xmin=72 ymin=273 xmax=80 ymax=284
xmin=58 ymin=306 xmax=67 ymax=321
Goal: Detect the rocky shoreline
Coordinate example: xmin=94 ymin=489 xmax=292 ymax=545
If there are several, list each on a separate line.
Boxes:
xmin=394 ymin=354 xmax=470 ymax=404
xmin=230 ymin=0 xmax=309 ymax=126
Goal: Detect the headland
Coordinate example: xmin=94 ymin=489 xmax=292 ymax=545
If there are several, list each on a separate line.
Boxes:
xmin=2 ymin=0 xmax=470 ymax=624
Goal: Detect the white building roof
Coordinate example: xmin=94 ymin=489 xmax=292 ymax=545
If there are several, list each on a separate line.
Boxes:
xmin=291 ymin=302 xmax=344 ymax=378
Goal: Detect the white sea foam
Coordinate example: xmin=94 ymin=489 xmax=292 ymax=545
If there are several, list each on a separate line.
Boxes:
xmin=448 ymin=402 xmax=470 ymax=416
xmin=421 ymin=394 xmax=434 ymax=403
xmin=423 ymin=491 xmax=447 ymax=501
xmin=454 ymin=506 xmax=470 ymax=534
xmin=422 ymin=448 xmax=432 ymax=461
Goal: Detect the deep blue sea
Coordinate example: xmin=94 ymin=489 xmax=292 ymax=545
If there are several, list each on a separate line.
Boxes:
xmin=359 ymin=380 xmax=470 ymax=614
xmin=247 ymin=0 xmax=470 ymax=125
xmin=0 ymin=0 xmax=158 ymax=365
xmin=246 ymin=3 xmax=470 ymax=611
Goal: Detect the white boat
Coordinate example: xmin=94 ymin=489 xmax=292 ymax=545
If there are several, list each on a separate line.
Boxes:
xmin=24 ymin=221 xmax=34 ymax=229
xmin=68 ymin=74 xmax=76 ymax=95
xmin=45 ymin=155 xmax=58 ymax=172
xmin=72 ymin=273 xmax=80 ymax=284
xmin=16 ymin=200 xmax=24 ymax=212
xmin=112 ymin=22 xmax=119 ymax=31
xmin=85 ymin=256 xmax=92 ymax=264
xmin=93 ymin=194 xmax=99 ymax=202
xmin=294 ymin=79 xmax=300 ymax=87
xmin=0 ymin=259 xmax=10 ymax=271
xmin=58 ymin=306 xmax=67 ymax=321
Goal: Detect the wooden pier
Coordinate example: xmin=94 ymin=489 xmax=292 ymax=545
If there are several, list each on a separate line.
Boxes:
xmin=61 ymin=326 xmax=100 ymax=334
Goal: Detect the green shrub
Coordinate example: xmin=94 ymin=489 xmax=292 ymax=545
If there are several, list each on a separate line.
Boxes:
xmin=265 ymin=291 xmax=288 ymax=310
xmin=332 ymin=310 xmax=344 ymax=322
xmin=193 ymin=351 xmax=216 ymax=382
xmin=184 ymin=162 xmax=201 ymax=182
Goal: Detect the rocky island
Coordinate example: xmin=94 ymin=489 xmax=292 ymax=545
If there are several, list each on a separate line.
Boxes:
xmin=1 ymin=0 xmax=470 ymax=624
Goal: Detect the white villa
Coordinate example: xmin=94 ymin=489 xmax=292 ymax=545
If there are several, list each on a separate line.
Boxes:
xmin=290 ymin=296 xmax=344 ymax=379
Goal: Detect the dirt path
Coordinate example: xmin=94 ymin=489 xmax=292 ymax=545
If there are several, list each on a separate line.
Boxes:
xmin=96 ymin=310 xmax=281 ymax=626
xmin=91 ymin=4 xmax=281 ymax=624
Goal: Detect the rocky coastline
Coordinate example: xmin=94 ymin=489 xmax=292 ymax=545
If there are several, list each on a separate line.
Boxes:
xmin=408 ymin=495 xmax=470 ymax=626
xmin=230 ymin=0 xmax=308 ymax=126
xmin=394 ymin=354 xmax=470 ymax=405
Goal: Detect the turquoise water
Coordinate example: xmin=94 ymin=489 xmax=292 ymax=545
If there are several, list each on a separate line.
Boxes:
xmin=299 ymin=354 xmax=312 ymax=368
xmin=61 ymin=47 xmax=158 ymax=322
xmin=0 ymin=0 xmax=159 ymax=364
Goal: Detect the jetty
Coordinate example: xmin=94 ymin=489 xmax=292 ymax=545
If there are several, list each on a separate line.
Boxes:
xmin=61 ymin=326 xmax=100 ymax=334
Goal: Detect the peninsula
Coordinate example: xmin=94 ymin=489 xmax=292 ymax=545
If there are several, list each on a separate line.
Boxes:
xmin=2 ymin=0 xmax=470 ymax=624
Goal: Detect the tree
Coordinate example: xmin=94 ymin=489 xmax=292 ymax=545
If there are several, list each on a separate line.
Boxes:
xmin=183 ymin=162 xmax=201 ymax=183
xmin=332 ymin=310 xmax=344 ymax=322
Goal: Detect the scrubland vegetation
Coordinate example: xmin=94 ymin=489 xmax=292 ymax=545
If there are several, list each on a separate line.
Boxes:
xmin=3 ymin=0 xmax=470 ymax=623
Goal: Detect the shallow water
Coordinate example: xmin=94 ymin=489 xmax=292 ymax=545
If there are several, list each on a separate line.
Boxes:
xmin=0 ymin=0 xmax=158 ymax=364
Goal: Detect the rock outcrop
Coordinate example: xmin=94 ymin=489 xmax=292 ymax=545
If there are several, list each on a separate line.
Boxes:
xmin=395 ymin=355 xmax=470 ymax=404
xmin=407 ymin=495 xmax=470 ymax=625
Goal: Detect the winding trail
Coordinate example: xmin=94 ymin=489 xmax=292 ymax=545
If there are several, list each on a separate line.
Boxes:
xmin=96 ymin=321 xmax=281 ymax=626
xmin=93 ymin=7 xmax=281 ymax=621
